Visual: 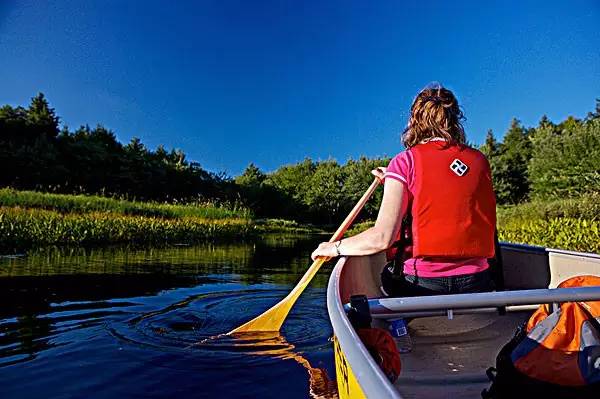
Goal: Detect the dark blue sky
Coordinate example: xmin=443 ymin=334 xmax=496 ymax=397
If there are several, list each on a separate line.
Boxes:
xmin=1 ymin=1 xmax=599 ymax=175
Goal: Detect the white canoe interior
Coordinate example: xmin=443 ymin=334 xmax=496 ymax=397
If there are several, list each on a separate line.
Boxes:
xmin=327 ymin=243 xmax=600 ymax=399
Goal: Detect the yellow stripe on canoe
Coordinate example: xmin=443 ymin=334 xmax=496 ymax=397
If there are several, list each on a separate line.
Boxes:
xmin=333 ymin=335 xmax=367 ymax=399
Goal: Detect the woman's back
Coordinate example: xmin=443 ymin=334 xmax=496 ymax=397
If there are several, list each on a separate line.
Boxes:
xmin=386 ymin=139 xmax=496 ymax=282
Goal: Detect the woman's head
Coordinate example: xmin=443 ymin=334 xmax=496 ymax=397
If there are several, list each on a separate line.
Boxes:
xmin=402 ymin=84 xmax=466 ymax=148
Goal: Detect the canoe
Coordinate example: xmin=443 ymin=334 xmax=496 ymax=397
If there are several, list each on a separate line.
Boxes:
xmin=327 ymin=243 xmax=600 ymax=398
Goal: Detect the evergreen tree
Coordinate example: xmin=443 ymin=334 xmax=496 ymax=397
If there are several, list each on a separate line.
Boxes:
xmin=494 ymin=119 xmax=531 ymax=204
xmin=27 ymin=93 xmax=60 ymax=140
xmin=235 ymin=163 xmax=268 ymax=212
xmin=538 ymin=114 xmax=554 ymax=129
xmin=586 ymin=99 xmax=600 ymax=121
xmin=480 ymin=129 xmax=499 ymax=159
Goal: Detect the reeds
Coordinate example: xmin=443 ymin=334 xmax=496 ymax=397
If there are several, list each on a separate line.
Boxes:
xmin=498 ymin=217 xmax=599 ymax=253
xmin=496 ymin=194 xmax=599 ymax=253
xmin=0 ymin=189 xmax=256 ymax=250
xmin=0 ymin=206 xmax=253 ymax=250
xmin=0 ymin=188 xmax=252 ymax=220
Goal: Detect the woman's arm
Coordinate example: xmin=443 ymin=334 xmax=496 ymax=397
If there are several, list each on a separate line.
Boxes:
xmin=311 ymin=174 xmax=407 ymax=260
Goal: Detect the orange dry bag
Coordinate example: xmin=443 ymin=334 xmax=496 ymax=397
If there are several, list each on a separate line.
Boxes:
xmin=483 ymin=275 xmax=600 ymax=398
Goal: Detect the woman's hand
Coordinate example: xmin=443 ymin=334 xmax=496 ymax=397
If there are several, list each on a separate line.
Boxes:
xmin=371 ymin=166 xmax=387 ymax=182
xmin=311 ymin=242 xmax=337 ymax=261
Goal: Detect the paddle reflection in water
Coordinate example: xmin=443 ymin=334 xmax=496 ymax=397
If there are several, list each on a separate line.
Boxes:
xmin=200 ymin=332 xmax=338 ymax=398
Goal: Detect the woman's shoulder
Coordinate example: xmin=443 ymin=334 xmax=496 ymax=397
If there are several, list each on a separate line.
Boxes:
xmin=387 ymin=150 xmax=412 ymax=167
xmin=386 ymin=150 xmax=413 ymax=184
xmin=462 ymin=145 xmax=492 ymax=166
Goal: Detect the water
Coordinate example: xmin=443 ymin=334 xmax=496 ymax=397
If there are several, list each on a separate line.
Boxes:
xmin=0 ymin=235 xmax=339 ymax=398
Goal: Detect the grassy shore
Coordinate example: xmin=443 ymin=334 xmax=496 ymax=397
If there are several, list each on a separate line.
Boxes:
xmin=0 ymin=188 xmax=251 ymax=219
xmin=0 ymin=189 xmax=323 ymax=251
xmin=2 ymin=189 xmax=597 ymax=253
xmin=496 ymin=193 xmax=599 ymax=253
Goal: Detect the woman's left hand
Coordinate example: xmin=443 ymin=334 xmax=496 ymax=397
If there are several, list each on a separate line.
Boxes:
xmin=311 ymin=242 xmax=337 ymax=261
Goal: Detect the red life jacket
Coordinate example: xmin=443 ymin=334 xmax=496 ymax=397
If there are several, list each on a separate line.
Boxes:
xmin=410 ymin=141 xmax=496 ymax=258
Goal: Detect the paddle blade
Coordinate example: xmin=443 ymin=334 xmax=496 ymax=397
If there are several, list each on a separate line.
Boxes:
xmin=228 ymin=258 xmax=327 ymax=333
xmin=228 ymin=299 xmax=293 ymax=333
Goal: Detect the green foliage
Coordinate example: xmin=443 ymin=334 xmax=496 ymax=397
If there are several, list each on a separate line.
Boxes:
xmin=234 ymin=163 xmax=278 ymax=216
xmin=0 ymin=94 xmax=228 ymax=201
xmin=498 ymin=217 xmax=599 ymax=253
xmin=345 ymin=220 xmax=375 ymax=236
xmin=245 ymin=156 xmax=389 ymax=224
xmin=304 ymin=160 xmax=346 ymax=222
xmin=481 ymin=106 xmax=600 ymax=206
xmin=27 ymin=93 xmax=60 ymax=139
xmin=2 ymin=93 xmax=599 ymax=237
xmin=497 ymin=193 xmax=600 ymax=253
xmin=0 ymin=207 xmax=253 ymax=251
xmin=252 ymin=219 xmax=324 ymax=234
xmin=479 ymin=129 xmax=499 ymax=159
xmin=342 ymin=156 xmax=389 ymax=220
xmin=265 ymin=158 xmax=315 ymax=218
xmin=482 ymin=119 xmax=532 ymax=204
xmin=528 ymin=118 xmax=600 ymax=199
xmin=0 ymin=188 xmax=251 ymax=219
xmin=497 ymin=193 xmax=600 ymax=222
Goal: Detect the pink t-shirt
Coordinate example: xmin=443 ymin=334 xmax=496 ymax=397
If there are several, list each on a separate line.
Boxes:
xmin=384 ymin=148 xmax=489 ymax=278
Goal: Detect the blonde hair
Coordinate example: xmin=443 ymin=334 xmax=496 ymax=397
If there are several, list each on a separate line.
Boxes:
xmin=402 ymin=84 xmax=466 ymax=148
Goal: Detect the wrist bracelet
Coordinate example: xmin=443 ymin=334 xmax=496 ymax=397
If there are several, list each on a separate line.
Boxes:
xmin=334 ymin=240 xmax=342 ymax=256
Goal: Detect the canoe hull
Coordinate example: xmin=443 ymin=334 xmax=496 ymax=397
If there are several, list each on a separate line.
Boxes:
xmin=327 ymin=243 xmax=600 ymax=398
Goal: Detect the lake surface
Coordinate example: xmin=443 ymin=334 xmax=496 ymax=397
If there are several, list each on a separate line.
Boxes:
xmin=0 ymin=235 xmax=339 ymax=398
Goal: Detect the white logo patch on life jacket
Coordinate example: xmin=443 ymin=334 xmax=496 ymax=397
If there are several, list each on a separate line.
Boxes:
xmin=450 ymin=159 xmax=468 ymax=176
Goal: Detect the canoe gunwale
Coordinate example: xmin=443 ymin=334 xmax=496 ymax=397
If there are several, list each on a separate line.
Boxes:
xmin=501 ymin=241 xmax=600 ymax=259
xmin=327 ymin=256 xmax=401 ymax=399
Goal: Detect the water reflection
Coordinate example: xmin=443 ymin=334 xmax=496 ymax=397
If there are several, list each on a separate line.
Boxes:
xmin=0 ymin=235 xmax=337 ymax=399
xmin=0 ymin=234 xmax=331 ymax=287
xmin=222 ymin=332 xmax=337 ymax=398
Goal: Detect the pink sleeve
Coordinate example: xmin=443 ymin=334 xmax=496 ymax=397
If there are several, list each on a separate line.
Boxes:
xmin=385 ymin=151 xmax=412 ymax=186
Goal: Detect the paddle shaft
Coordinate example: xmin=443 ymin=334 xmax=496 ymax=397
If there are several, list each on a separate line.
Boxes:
xmin=228 ymin=177 xmax=381 ymax=333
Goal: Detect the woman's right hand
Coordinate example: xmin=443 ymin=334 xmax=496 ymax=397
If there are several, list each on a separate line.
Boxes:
xmin=371 ymin=166 xmax=386 ymax=182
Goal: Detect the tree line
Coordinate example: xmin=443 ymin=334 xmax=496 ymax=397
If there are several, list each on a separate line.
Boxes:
xmin=0 ymin=93 xmax=228 ymax=201
xmin=479 ymin=102 xmax=600 ymax=204
xmin=1 ymin=93 xmax=598 ymax=224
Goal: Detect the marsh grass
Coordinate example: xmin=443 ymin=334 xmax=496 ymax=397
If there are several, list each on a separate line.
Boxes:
xmin=0 ymin=188 xmax=252 ymax=220
xmin=496 ymin=193 xmax=600 ymax=222
xmin=0 ymin=206 xmax=253 ymax=250
xmin=0 ymin=190 xmax=328 ymax=251
xmin=498 ymin=217 xmax=599 ymax=253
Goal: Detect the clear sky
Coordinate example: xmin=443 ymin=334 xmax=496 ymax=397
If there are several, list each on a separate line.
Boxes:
xmin=1 ymin=1 xmax=599 ymax=176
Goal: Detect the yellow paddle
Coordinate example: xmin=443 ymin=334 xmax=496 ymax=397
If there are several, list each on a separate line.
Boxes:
xmin=228 ymin=176 xmax=382 ymax=333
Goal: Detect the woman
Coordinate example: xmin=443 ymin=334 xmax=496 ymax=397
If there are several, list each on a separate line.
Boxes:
xmin=311 ymin=84 xmax=496 ymax=296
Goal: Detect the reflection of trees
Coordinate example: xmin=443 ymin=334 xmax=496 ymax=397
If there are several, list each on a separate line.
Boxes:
xmin=0 ymin=313 xmax=54 ymax=367
xmin=0 ymin=235 xmax=330 ymax=288
xmin=239 ymin=235 xmax=331 ymax=288
xmin=0 ymin=273 xmax=201 ymax=367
